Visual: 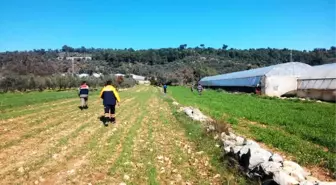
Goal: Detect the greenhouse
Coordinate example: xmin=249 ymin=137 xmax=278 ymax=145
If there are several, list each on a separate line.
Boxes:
xmin=199 ymin=62 xmax=312 ymax=97
xmin=297 ymin=63 xmax=336 ymax=102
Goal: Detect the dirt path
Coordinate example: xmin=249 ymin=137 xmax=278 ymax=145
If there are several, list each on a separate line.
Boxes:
xmin=0 ymin=86 xmax=233 ymax=185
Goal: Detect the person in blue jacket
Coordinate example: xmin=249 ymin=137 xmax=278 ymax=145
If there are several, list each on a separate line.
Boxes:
xmin=100 ymin=80 xmax=121 ymax=126
xmin=163 ymin=84 xmax=167 ymax=94
xmin=78 ymin=81 xmax=89 ymax=110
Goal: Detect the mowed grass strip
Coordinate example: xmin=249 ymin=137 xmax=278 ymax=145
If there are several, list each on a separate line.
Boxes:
xmin=0 ymin=98 xmax=78 ymax=120
xmin=0 ymin=90 xmax=85 ymax=110
xmin=32 ymin=103 xmax=134 ymax=184
xmin=0 ymin=99 xmax=90 ymax=140
xmin=0 ymin=98 xmax=103 ymax=150
xmin=170 ymin=86 xmax=336 ymax=175
xmin=0 ymin=89 xmax=101 ymax=119
xmin=105 ymin=90 xmax=152 ymax=182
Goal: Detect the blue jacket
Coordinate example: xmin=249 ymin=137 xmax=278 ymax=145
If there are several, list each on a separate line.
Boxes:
xmin=100 ymin=85 xmax=121 ymax=105
xmin=79 ymin=84 xmax=89 ymax=96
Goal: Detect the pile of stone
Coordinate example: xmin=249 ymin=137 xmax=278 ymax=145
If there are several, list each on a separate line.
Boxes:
xmin=221 ymin=132 xmax=336 ymax=185
xmin=180 ymin=107 xmax=211 ymax=122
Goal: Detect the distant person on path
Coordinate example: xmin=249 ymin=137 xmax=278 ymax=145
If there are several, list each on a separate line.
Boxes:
xmin=78 ymin=81 xmax=89 ymax=110
xmin=100 ymin=80 xmax=121 ymax=126
xmin=197 ymin=83 xmax=203 ymax=95
xmin=163 ymin=84 xmax=167 ymax=94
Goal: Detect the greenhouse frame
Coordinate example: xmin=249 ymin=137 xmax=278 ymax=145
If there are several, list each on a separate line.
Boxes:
xmin=200 ymin=62 xmax=312 ymax=97
xmin=297 ymin=63 xmax=336 ymax=102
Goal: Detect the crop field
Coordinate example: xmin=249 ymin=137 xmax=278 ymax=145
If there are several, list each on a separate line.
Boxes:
xmin=0 ymin=86 xmax=253 ymax=185
xmin=170 ymin=87 xmax=336 ymax=177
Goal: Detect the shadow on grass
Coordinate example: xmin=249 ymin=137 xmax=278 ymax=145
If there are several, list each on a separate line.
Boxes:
xmin=78 ymin=106 xmax=89 ymax=110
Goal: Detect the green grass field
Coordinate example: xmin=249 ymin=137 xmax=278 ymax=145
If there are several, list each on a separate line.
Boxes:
xmin=170 ymin=86 xmax=336 ymax=175
xmin=0 ymin=89 xmax=104 ymax=110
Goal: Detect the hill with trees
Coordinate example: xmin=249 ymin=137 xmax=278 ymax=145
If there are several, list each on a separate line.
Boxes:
xmin=0 ymin=44 xmax=335 ymax=91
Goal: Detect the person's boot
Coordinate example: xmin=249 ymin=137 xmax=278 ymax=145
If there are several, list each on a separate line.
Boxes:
xmin=103 ymin=117 xmax=109 ymax=126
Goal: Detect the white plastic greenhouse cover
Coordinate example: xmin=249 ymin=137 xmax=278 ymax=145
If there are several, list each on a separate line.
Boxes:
xmin=200 ymin=62 xmax=312 ymax=87
xmin=298 ymin=63 xmax=336 ymax=90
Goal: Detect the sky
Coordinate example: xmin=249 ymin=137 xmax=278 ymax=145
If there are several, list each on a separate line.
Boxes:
xmin=0 ymin=0 xmax=335 ymax=51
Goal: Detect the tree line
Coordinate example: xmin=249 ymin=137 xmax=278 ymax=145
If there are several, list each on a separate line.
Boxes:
xmin=0 ymin=45 xmax=335 ymax=91
xmin=0 ymin=75 xmax=136 ymax=93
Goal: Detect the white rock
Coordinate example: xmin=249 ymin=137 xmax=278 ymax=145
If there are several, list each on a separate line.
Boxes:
xmin=319 ymin=182 xmax=336 ymax=185
xmin=239 ymin=145 xmax=272 ymax=170
xmin=172 ymin=102 xmax=179 ymax=106
xmin=224 ymin=146 xmax=231 ymax=153
xmin=123 ymin=174 xmax=130 ymax=181
xmin=232 ymin=145 xmax=243 ymax=154
xmin=18 ymin=167 xmax=25 ymax=173
xmin=260 ymin=161 xmax=282 ymax=175
xmin=299 ymin=181 xmax=317 ymax=185
xmin=223 ymin=140 xmax=235 ymax=148
xmin=273 ymin=170 xmax=300 ymax=185
xmin=244 ymin=139 xmax=260 ymax=147
xmin=249 ymin=148 xmax=272 ymax=170
xmin=229 ymin=132 xmax=236 ymax=140
xmin=39 ymin=177 xmax=45 ymax=182
xmin=207 ymin=125 xmax=215 ymax=132
xmin=34 ymin=180 xmax=39 ymax=185
xmin=52 ymin=154 xmax=58 ymax=159
xmin=221 ymin=132 xmax=228 ymax=140
xmin=119 ymin=182 xmax=127 ymax=185
xmin=270 ymin=153 xmax=284 ymax=163
xmin=67 ymin=169 xmax=75 ymax=175
xmin=283 ymin=161 xmax=308 ymax=181
xmin=235 ymin=136 xmax=245 ymax=146
xmin=176 ymin=174 xmax=182 ymax=182
xmin=305 ymin=176 xmax=320 ymax=183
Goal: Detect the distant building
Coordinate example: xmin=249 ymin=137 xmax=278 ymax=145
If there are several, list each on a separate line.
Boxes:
xmin=65 ymin=56 xmax=92 ymax=61
xmin=78 ymin=73 xmax=90 ymax=78
xmin=130 ymin=74 xmax=146 ymax=81
xmin=57 ymin=52 xmax=92 ymax=61
xmin=129 ymin=74 xmax=150 ymax=85
xmin=114 ymin=73 xmax=126 ymax=77
xmin=92 ymin=73 xmax=103 ymax=78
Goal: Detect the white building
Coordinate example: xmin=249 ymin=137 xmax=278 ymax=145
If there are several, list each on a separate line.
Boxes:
xmin=114 ymin=73 xmax=126 ymax=77
xmin=130 ymin=74 xmax=146 ymax=81
xmin=92 ymin=73 xmax=103 ymax=78
xmin=200 ymin=62 xmax=312 ymax=97
xmin=297 ymin=63 xmax=336 ymax=102
xmin=78 ymin=73 xmax=90 ymax=78
xmin=66 ymin=56 xmax=92 ymax=61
